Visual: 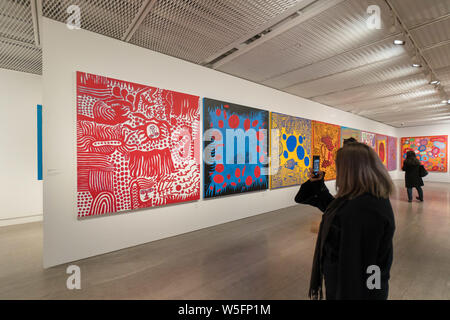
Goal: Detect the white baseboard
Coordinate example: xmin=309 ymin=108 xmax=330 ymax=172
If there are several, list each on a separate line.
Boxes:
xmin=0 ymin=214 xmax=43 ymax=227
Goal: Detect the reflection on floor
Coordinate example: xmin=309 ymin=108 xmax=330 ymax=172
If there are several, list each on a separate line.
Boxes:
xmin=0 ymin=181 xmax=449 ymax=299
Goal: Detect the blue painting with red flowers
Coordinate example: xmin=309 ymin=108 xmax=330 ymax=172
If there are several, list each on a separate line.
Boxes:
xmin=203 ymin=98 xmax=269 ymax=198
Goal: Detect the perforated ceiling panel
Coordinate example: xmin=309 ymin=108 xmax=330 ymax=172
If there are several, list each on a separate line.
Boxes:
xmin=0 ymin=0 xmax=35 ymax=44
xmin=424 ymin=43 xmax=450 ymax=70
xmin=411 ymin=17 xmax=450 ymax=49
xmin=129 ymin=0 xmax=301 ymax=64
xmin=314 ymin=74 xmax=429 ymax=106
xmin=43 ymin=0 xmax=146 ymax=40
xmin=357 ymin=95 xmax=445 ymax=116
xmin=285 ymin=54 xmax=421 ymax=98
xmin=0 ymin=37 xmax=41 ymax=74
xmin=263 ymin=36 xmax=406 ymax=89
xmin=0 ymin=0 xmax=41 ymax=74
xmin=217 ymin=0 xmax=399 ymax=82
xmin=347 ymin=93 xmax=443 ymax=114
xmin=389 ymin=0 xmax=450 ymax=27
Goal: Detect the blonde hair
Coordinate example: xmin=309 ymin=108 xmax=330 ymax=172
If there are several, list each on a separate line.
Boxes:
xmin=335 ymin=142 xmax=393 ymax=199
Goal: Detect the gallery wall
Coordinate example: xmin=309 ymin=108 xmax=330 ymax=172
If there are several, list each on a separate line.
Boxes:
xmin=398 ymin=124 xmax=450 ymax=183
xmin=0 ymin=68 xmax=43 ymax=226
xmin=42 ymin=18 xmax=400 ymax=267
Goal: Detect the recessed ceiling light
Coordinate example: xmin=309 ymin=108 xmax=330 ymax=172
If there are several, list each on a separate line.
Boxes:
xmin=412 ymin=63 xmax=422 ymax=68
xmin=394 ymin=39 xmax=405 ymax=45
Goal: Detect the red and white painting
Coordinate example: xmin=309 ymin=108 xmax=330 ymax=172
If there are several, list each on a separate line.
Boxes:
xmin=76 ymin=72 xmax=200 ymax=218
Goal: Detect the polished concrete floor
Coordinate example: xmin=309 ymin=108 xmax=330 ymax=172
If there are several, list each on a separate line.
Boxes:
xmin=0 ymin=181 xmax=449 ymax=300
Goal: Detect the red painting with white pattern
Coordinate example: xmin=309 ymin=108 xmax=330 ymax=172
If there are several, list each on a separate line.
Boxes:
xmin=76 ymin=72 xmax=200 ymax=217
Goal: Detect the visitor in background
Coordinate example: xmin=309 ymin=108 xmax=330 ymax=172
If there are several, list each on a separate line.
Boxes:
xmin=402 ymin=150 xmax=426 ymax=202
xmin=343 ymin=137 xmax=357 ymax=145
xmin=295 ymin=142 xmax=395 ymax=300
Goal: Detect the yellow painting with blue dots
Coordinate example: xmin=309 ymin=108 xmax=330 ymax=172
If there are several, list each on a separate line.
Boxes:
xmin=270 ymin=112 xmax=312 ymax=189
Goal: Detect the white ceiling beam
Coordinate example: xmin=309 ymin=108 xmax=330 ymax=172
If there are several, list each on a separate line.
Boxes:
xmin=387 ymin=115 xmax=450 ymax=126
xmin=121 ymin=0 xmax=157 ymax=42
xmin=422 ymin=39 xmax=450 ymax=52
xmin=30 ymin=0 xmax=42 ymax=47
xmin=310 ymin=72 xmax=428 ymax=100
xmin=327 ymin=84 xmax=437 ymax=110
xmin=358 ymin=98 xmax=444 ymax=116
xmin=263 ymin=32 xmax=403 ymax=86
xmin=409 ymin=12 xmax=450 ymax=31
xmin=210 ymin=0 xmax=346 ymax=69
xmin=201 ymin=0 xmax=318 ymax=65
xmin=374 ymin=107 xmax=450 ymax=121
xmin=283 ymin=53 xmax=413 ymax=94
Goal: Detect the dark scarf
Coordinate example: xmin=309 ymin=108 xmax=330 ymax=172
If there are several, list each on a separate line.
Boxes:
xmin=308 ymin=197 xmax=348 ymax=300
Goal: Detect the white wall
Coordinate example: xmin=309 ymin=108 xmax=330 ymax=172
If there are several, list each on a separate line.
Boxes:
xmin=0 ymin=68 xmax=43 ymax=227
xmin=397 ymin=124 xmax=450 ymax=183
xmin=42 ymin=18 xmax=400 ymax=267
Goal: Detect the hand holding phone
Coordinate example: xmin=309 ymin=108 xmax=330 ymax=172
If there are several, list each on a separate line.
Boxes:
xmin=310 ymin=156 xmax=324 ymax=181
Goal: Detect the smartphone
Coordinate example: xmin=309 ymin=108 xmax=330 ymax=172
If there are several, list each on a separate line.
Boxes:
xmin=313 ymin=156 xmax=320 ymax=177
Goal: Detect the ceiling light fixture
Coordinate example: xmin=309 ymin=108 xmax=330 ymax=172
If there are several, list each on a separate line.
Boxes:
xmin=412 ymin=63 xmax=422 ymax=68
xmin=430 ymin=80 xmax=440 ymax=85
xmin=393 ymin=39 xmax=405 ymax=45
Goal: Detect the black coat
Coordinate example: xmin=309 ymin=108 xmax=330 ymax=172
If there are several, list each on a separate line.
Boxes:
xmin=295 ymin=180 xmax=395 ymax=300
xmin=402 ymin=161 xmax=424 ymax=188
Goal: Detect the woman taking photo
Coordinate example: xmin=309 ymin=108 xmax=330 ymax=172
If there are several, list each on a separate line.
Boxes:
xmin=402 ymin=150 xmax=425 ymax=202
xmin=295 ymin=142 xmax=395 ymax=300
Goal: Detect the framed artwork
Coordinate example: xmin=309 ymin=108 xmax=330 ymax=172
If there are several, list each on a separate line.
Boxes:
xmin=312 ymin=121 xmax=341 ymax=181
xmin=387 ymin=136 xmax=397 ymax=171
xmin=361 ymin=131 xmax=377 ymax=150
xmin=203 ymin=98 xmax=269 ymax=198
xmin=76 ymin=72 xmax=200 ymax=218
xmin=270 ymin=112 xmax=312 ymax=189
xmin=401 ymin=136 xmax=448 ymax=172
xmin=340 ymin=126 xmax=361 ymax=146
xmin=376 ymin=134 xmax=388 ymax=166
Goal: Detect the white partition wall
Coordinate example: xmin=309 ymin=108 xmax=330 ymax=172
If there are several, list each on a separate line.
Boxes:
xmin=0 ymin=69 xmax=43 ymax=227
xmin=397 ymin=124 xmax=450 ymax=183
xmin=42 ymin=18 xmax=400 ymax=267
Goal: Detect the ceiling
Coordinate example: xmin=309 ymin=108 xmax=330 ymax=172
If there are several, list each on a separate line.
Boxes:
xmin=1 ymin=0 xmax=450 ymax=127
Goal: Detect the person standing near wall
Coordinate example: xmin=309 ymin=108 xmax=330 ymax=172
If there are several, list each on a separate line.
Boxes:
xmin=295 ymin=142 xmax=395 ymax=300
xmin=402 ymin=151 xmax=426 ymax=202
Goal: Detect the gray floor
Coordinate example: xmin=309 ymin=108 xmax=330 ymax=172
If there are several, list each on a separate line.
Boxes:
xmin=0 ymin=180 xmax=449 ymax=300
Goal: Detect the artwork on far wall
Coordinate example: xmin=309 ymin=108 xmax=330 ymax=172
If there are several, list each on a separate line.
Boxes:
xmin=361 ymin=131 xmax=377 ymax=150
xmin=76 ymin=72 xmax=201 ymax=218
xmin=387 ymin=136 xmax=398 ymax=171
xmin=401 ymin=135 xmax=448 ymax=172
xmin=340 ymin=127 xmax=361 ymax=146
xmin=387 ymin=136 xmax=397 ymax=171
xmin=376 ymin=134 xmax=388 ymax=167
xmin=312 ymin=121 xmax=341 ymax=181
xmin=203 ymin=98 xmax=269 ymax=198
xmin=270 ymin=112 xmax=312 ymax=189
